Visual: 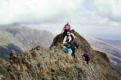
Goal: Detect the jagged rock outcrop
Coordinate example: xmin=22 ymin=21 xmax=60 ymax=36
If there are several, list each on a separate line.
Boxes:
xmin=0 ymin=30 xmax=121 ymax=80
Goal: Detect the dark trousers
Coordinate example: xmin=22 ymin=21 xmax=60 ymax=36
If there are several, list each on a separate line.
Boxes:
xmin=86 ymin=61 xmax=89 ymax=64
xmin=85 ymin=57 xmax=90 ymax=64
xmin=72 ymin=48 xmax=76 ymax=58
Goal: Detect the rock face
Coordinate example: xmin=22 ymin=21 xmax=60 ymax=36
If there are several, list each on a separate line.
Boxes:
xmin=0 ymin=30 xmax=121 ymax=80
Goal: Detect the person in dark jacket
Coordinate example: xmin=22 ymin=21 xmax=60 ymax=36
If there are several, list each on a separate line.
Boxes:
xmin=83 ymin=52 xmax=90 ymax=64
xmin=68 ymin=40 xmax=79 ymax=58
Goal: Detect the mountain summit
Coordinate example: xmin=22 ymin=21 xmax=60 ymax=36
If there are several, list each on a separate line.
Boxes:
xmin=0 ymin=30 xmax=121 ymax=80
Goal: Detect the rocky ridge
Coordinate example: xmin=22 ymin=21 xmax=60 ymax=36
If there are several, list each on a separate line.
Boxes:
xmin=0 ymin=30 xmax=121 ymax=80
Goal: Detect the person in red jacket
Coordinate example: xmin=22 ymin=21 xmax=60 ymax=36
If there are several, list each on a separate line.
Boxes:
xmin=62 ymin=22 xmax=71 ymax=38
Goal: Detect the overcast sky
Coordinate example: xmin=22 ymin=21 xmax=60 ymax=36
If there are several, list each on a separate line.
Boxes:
xmin=0 ymin=0 xmax=121 ymax=39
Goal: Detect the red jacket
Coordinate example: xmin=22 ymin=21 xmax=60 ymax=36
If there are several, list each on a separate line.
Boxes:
xmin=62 ymin=24 xmax=71 ymax=32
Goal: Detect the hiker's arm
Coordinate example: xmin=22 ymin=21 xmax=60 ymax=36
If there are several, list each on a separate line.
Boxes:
xmin=69 ymin=25 xmax=71 ymax=32
xmin=67 ymin=25 xmax=71 ymax=32
xmin=63 ymin=36 xmax=67 ymax=43
xmin=68 ymin=36 xmax=72 ymax=42
xmin=71 ymin=33 xmax=75 ymax=38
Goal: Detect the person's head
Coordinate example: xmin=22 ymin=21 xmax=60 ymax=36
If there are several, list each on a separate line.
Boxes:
xmin=66 ymin=22 xmax=69 ymax=25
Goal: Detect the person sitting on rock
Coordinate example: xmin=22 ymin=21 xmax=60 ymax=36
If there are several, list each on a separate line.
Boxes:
xmin=62 ymin=22 xmax=71 ymax=38
xmin=63 ymin=32 xmax=78 ymax=58
xmin=82 ymin=52 xmax=90 ymax=64
xmin=60 ymin=42 xmax=72 ymax=54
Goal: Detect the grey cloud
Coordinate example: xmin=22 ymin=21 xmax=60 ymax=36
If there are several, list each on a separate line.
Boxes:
xmin=0 ymin=0 xmax=121 ymax=38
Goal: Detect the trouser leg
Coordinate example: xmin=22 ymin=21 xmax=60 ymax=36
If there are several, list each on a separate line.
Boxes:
xmin=86 ymin=60 xmax=89 ymax=64
xmin=72 ymin=49 xmax=75 ymax=58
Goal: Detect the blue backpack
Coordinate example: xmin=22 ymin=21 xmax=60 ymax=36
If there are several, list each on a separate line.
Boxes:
xmin=62 ymin=46 xmax=72 ymax=53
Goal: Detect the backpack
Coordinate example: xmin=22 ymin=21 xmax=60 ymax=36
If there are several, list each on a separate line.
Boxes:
xmin=70 ymin=34 xmax=74 ymax=42
xmin=66 ymin=33 xmax=74 ymax=42
xmin=62 ymin=46 xmax=72 ymax=54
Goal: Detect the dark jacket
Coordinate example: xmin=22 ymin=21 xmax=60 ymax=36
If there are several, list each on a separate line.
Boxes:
xmin=83 ymin=53 xmax=90 ymax=61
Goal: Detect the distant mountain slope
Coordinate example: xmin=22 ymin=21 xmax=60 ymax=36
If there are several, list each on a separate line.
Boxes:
xmin=82 ymin=35 xmax=121 ymax=71
xmin=0 ymin=30 xmax=23 ymax=58
xmin=96 ymin=38 xmax=121 ymax=49
xmin=0 ymin=24 xmax=53 ymax=58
